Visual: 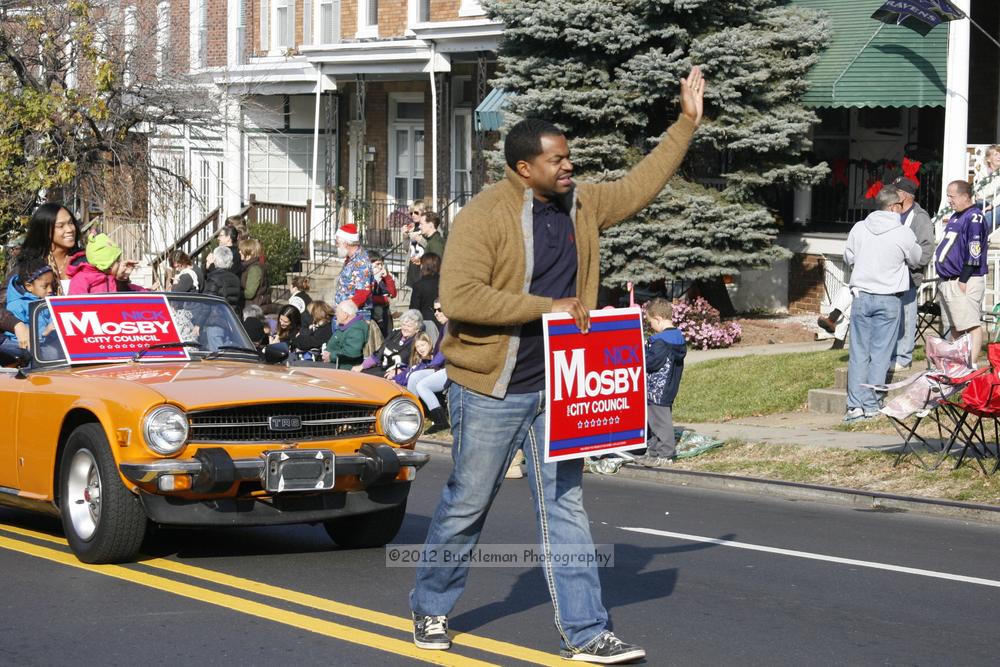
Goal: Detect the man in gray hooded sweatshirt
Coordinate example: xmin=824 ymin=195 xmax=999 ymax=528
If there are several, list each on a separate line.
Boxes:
xmin=843 ymin=184 xmax=922 ymax=422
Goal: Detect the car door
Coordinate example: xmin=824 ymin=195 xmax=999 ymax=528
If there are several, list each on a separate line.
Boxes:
xmin=0 ymin=368 xmax=21 ymax=489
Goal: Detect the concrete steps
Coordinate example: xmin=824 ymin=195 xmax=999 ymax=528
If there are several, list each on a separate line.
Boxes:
xmin=808 ymin=366 xmax=908 ymax=415
xmin=808 ymin=366 xmax=847 ymax=415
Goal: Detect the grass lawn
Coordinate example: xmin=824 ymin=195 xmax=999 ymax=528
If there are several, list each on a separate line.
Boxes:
xmin=674 ymin=346 xmax=928 ymax=423
xmin=670 ymin=439 xmax=1000 ymax=505
xmin=673 ymin=349 xmax=850 ymax=422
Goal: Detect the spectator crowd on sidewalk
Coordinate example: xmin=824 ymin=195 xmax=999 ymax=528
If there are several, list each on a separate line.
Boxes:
xmin=818 ymin=172 xmax=989 ymax=424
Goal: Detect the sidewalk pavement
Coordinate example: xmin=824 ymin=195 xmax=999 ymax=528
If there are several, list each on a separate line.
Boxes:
xmin=680 ymin=411 xmax=907 ymax=451
xmin=683 ymin=339 xmax=909 ymax=451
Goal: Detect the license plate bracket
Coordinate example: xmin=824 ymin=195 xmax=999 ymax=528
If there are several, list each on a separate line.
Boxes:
xmin=263 ymin=449 xmax=335 ymax=492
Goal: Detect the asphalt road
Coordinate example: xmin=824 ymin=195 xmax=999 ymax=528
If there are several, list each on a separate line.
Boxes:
xmin=0 ymin=452 xmax=998 ymax=666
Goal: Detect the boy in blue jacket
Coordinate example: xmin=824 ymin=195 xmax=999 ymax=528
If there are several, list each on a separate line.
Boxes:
xmin=639 ymin=298 xmax=687 ymax=467
xmin=1 ymin=259 xmax=56 ymax=363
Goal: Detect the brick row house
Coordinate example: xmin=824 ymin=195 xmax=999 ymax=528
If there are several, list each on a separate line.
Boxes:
xmin=147 ymin=0 xmax=501 ymax=261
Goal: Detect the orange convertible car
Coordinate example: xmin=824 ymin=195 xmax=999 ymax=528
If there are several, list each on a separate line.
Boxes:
xmin=0 ymin=293 xmax=428 ymax=563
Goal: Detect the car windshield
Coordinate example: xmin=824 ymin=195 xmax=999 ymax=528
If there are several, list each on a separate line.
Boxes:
xmin=30 ymin=293 xmax=257 ymax=366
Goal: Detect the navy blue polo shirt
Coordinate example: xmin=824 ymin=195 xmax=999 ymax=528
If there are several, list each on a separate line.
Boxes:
xmin=507 ymin=197 xmax=578 ymax=393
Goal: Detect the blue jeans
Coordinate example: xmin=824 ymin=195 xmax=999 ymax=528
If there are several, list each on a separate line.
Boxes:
xmin=847 ymin=291 xmax=902 ymax=413
xmin=410 ymin=383 xmax=608 ymax=651
xmin=893 ymin=285 xmax=918 ymax=368
xmin=0 ymin=337 xmax=28 ymax=364
xmin=407 ymin=368 xmax=448 ymax=411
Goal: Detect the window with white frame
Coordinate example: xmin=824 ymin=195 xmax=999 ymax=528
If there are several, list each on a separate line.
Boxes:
xmin=260 ymin=0 xmax=269 ymax=52
xmin=273 ymin=0 xmax=295 ymax=51
xmin=302 ymin=0 xmax=312 ymax=45
xmin=247 ymin=135 xmax=328 ymax=205
xmin=452 ymin=109 xmax=472 ymax=199
xmin=408 ymin=0 xmax=430 ymax=25
xmin=389 ymin=95 xmax=425 ymax=203
xmin=217 ymin=162 xmax=225 ymax=211
xmin=199 ymin=158 xmax=211 ymax=213
xmin=357 ymin=0 xmax=377 ymax=38
xmin=156 ymin=2 xmax=170 ymax=77
xmin=123 ymin=6 xmax=138 ymax=85
xmin=458 ymin=0 xmax=484 ymax=17
xmin=189 ymin=0 xmax=207 ymax=69
xmin=65 ymin=23 xmax=78 ymax=89
xmin=318 ymin=0 xmax=341 ymax=44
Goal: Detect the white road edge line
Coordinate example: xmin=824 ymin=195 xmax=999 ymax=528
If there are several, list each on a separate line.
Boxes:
xmin=619 ymin=526 xmax=1000 ymax=589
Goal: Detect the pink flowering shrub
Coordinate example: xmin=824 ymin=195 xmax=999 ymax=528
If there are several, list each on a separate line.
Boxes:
xmin=671 ymin=297 xmax=742 ymax=350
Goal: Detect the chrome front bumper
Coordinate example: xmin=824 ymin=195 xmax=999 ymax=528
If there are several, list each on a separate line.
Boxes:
xmin=120 ymin=444 xmax=430 ymax=491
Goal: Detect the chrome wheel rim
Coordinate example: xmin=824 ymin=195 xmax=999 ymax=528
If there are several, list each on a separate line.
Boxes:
xmin=66 ymin=449 xmax=101 ymax=540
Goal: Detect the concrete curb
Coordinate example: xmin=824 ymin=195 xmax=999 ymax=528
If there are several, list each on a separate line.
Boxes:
xmin=414 ymin=440 xmax=1000 ymax=526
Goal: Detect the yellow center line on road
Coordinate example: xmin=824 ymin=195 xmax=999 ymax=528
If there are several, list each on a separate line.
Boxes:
xmin=0 ymin=533 xmax=495 ymax=667
xmin=0 ymin=523 xmax=566 ymax=666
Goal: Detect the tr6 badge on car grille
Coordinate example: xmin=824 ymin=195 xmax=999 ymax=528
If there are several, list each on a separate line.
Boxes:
xmin=268 ymin=416 xmax=303 ymax=431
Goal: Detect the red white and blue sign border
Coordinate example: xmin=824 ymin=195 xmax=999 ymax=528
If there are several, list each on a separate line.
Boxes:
xmin=46 ymin=294 xmax=189 ymax=365
xmin=542 ymin=307 xmax=647 ymax=462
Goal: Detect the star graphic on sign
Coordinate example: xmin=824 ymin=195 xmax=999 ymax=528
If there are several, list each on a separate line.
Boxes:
xmin=577 ymin=421 xmax=583 ymax=429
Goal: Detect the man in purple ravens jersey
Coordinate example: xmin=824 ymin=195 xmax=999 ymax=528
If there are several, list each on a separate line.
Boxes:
xmin=935 ymin=180 xmax=987 ymax=364
xmin=843 ymin=185 xmax=921 ymax=423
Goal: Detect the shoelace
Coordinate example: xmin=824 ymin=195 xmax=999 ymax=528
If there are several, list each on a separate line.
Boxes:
xmin=594 ymin=632 xmax=623 ymax=651
xmin=422 ymin=616 xmax=448 ymax=636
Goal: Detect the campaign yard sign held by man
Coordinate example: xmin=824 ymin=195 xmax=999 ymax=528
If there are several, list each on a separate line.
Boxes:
xmin=544 ymin=307 xmax=646 ymax=461
xmin=47 ymin=294 xmax=188 ymax=364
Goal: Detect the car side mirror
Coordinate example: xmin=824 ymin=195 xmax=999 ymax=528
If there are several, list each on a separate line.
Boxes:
xmin=262 ymin=343 xmax=289 ymax=365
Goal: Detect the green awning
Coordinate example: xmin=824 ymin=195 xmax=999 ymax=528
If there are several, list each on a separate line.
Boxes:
xmin=474 ymin=88 xmax=509 ymax=132
xmin=793 ymin=0 xmax=948 ymax=108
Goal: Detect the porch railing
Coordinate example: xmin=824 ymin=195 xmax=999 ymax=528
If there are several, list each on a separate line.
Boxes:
xmin=317 ymin=194 xmax=474 ymax=262
xmin=150 ymin=206 xmax=222 ymax=284
xmin=811 ymin=161 xmax=944 ymax=225
xmin=246 ymin=195 xmax=312 ymax=259
xmin=94 ymin=215 xmax=149 ymax=265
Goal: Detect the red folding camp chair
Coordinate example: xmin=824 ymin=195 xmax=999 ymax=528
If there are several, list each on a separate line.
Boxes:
xmin=936 ymin=343 xmax=1000 ymax=476
xmin=875 ymin=336 xmax=982 ymax=470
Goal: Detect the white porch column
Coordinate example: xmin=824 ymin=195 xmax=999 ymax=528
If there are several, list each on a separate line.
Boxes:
xmin=941 ymin=0 xmax=972 ymax=219
xmin=222 ymin=91 xmax=244 ymax=219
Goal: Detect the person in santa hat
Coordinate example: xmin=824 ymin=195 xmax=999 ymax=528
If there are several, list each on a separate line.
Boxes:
xmin=333 ymin=223 xmax=375 ymax=320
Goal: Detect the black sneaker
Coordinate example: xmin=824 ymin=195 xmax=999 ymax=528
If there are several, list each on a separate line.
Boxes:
xmin=412 ymin=613 xmax=451 ymax=650
xmin=560 ymin=631 xmax=645 ymax=664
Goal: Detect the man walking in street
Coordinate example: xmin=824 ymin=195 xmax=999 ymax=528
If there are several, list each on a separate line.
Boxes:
xmin=891 ymin=176 xmax=935 ymax=372
xmin=843 ymin=185 xmax=921 ymax=423
xmin=936 ymin=180 xmax=988 ymax=365
xmin=409 ymin=67 xmax=706 ymax=664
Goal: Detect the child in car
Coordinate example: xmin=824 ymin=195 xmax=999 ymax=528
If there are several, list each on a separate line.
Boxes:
xmin=1 ymin=258 xmax=57 ymax=362
xmin=67 ymin=233 xmax=146 ymax=294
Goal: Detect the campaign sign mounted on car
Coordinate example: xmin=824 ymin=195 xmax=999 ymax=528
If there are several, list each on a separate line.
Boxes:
xmin=543 ymin=307 xmax=646 ymax=462
xmin=46 ymin=294 xmax=189 ymax=364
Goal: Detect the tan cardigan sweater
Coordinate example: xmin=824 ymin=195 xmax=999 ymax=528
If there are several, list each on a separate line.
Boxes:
xmin=439 ymin=115 xmax=697 ymax=398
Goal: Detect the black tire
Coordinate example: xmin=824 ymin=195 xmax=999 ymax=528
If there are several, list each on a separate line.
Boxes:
xmin=323 ymin=501 xmax=407 ymax=549
xmin=59 ymin=423 xmax=147 ymax=564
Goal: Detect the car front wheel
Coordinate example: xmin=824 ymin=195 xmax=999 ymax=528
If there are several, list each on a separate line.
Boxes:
xmin=323 ymin=501 xmax=407 ymax=549
xmin=59 ymin=423 xmax=147 ymax=564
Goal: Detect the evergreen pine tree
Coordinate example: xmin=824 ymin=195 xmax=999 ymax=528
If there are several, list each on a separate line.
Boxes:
xmin=483 ymin=0 xmax=831 ymax=301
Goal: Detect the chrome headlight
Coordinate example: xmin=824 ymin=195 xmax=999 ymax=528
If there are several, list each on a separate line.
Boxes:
xmin=380 ymin=397 xmax=423 ymax=444
xmin=143 ymin=405 xmax=189 ymax=455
